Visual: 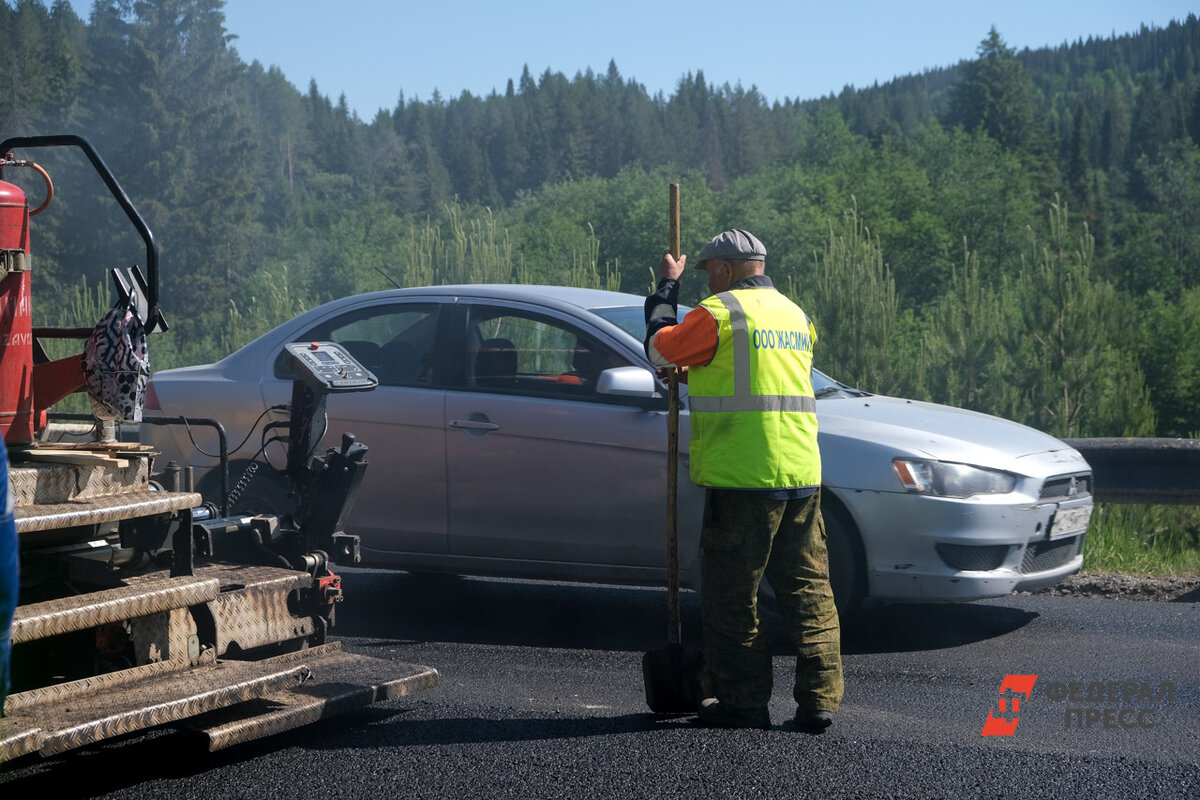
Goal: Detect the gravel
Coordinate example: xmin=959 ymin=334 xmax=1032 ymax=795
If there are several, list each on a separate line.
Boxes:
xmin=1026 ymin=572 xmax=1200 ymax=602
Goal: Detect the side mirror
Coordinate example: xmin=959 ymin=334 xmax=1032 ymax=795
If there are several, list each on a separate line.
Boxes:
xmin=595 ymin=366 xmax=659 ymax=398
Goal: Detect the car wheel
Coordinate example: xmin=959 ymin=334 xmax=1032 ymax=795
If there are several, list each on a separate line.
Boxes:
xmin=823 ymin=497 xmax=866 ymax=620
xmin=196 ymin=460 xmax=296 ymax=518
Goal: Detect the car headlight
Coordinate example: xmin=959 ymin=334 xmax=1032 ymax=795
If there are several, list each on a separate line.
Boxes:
xmin=891 ymin=458 xmax=1016 ymax=498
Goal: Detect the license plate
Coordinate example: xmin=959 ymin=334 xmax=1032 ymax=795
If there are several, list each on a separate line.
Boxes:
xmin=1049 ymin=504 xmax=1093 ymax=538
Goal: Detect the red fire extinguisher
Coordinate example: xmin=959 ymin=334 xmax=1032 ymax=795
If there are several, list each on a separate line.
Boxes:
xmin=0 ymin=155 xmax=52 ymax=446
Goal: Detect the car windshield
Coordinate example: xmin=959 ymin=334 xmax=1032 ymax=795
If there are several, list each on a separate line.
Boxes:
xmin=813 ymin=369 xmax=870 ymax=397
xmin=590 ymin=303 xmax=869 ymax=397
xmin=589 ymin=304 xmax=696 ymax=341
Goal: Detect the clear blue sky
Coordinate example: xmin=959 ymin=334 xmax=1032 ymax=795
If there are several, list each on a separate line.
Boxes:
xmin=68 ymin=1 xmax=1198 ymax=119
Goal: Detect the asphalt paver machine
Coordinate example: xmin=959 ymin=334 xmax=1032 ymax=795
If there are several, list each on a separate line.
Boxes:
xmin=0 ymin=135 xmax=436 ymax=763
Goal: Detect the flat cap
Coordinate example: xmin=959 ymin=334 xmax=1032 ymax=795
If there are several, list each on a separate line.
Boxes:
xmin=694 ymin=228 xmax=766 ymax=267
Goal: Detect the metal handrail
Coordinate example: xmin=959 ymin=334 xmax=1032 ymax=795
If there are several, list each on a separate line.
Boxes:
xmin=47 ymin=413 xmax=230 ymax=516
xmin=0 ymin=134 xmax=165 ymax=333
xmin=1063 ymin=438 xmax=1200 ymax=505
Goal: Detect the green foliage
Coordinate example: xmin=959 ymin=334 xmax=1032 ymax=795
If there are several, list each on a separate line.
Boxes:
xmin=1001 ymin=199 xmax=1156 ymax=436
xmin=35 ymin=276 xmax=109 ymax=361
xmin=920 ymin=241 xmax=1005 ymax=410
xmin=800 ymin=199 xmax=902 ymax=394
xmin=431 ymin=202 xmax=524 ymax=285
xmin=1131 ymin=140 xmax=1200 ymax=297
xmin=1133 ymin=287 xmax=1200 ymax=437
xmin=904 ymin=123 xmax=1038 ymax=286
xmin=949 ymin=29 xmax=1035 ymax=145
xmin=567 ymin=223 xmax=622 ymax=291
xmin=149 ymin=264 xmax=308 ymax=370
xmin=4 ymin=0 xmax=1200 ymax=444
xmin=1085 ymin=504 xmax=1200 ymax=575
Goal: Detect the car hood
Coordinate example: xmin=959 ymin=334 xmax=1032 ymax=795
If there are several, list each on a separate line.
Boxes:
xmin=814 ymin=393 xmax=1079 ymax=469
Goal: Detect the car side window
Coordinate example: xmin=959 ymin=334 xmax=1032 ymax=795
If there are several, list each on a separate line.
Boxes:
xmin=466 ymin=307 xmax=628 ymax=400
xmin=278 ymin=303 xmax=441 ymax=387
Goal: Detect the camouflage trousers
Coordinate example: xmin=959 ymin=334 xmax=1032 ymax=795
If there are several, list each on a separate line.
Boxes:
xmin=700 ymin=487 xmax=843 ymax=713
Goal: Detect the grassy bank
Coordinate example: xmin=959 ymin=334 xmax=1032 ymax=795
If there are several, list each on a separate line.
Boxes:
xmin=1083 ymin=504 xmax=1200 ymax=576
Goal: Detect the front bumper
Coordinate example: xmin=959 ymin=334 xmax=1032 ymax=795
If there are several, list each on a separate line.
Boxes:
xmin=839 ymin=487 xmax=1090 ymax=602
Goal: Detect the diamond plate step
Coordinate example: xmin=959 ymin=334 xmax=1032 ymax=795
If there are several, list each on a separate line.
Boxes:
xmin=0 ymin=642 xmax=439 ymax=761
xmin=184 ymin=643 xmax=440 ymax=751
xmin=11 ymin=575 xmax=220 ymax=645
xmin=0 ymin=657 xmax=311 ymax=760
xmin=14 ymin=489 xmax=202 ymax=534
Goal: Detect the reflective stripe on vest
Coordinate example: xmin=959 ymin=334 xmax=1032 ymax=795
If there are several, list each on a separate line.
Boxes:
xmin=688 ymin=394 xmax=816 ymax=413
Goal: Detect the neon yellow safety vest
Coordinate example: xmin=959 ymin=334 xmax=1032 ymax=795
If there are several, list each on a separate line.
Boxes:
xmin=688 ymin=287 xmax=821 ymax=489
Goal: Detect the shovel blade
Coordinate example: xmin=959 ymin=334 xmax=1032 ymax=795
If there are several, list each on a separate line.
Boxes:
xmin=642 ymin=643 xmax=710 ymax=713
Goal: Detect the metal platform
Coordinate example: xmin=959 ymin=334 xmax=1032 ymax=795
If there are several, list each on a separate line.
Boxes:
xmin=11 ymin=575 xmax=220 ymax=645
xmin=9 ymin=446 xmax=201 ymax=536
xmin=0 ymin=642 xmax=439 ymax=760
xmin=183 ymin=643 xmax=440 ymax=751
xmin=14 ymin=488 xmax=202 ymax=534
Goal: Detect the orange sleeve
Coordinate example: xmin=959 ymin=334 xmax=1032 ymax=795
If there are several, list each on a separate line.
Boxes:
xmin=647 ymin=307 xmax=718 ymax=368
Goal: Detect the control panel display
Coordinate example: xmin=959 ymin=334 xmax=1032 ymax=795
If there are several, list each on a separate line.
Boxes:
xmin=283 ymin=341 xmax=378 ymax=393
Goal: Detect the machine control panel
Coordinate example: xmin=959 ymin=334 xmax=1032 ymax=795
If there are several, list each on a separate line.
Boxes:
xmin=283 ymin=341 xmax=378 ymax=393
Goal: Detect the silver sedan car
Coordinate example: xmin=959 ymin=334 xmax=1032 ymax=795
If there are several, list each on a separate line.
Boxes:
xmin=141 ymin=285 xmax=1094 ymax=614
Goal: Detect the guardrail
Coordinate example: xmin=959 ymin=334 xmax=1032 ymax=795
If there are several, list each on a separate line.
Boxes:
xmin=1063 ymin=438 xmax=1200 ymax=505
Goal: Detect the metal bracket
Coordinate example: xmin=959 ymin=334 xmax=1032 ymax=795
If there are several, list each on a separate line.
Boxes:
xmin=109 ymin=265 xmax=153 ymax=326
xmin=1 ymin=250 xmax=27 ymax=275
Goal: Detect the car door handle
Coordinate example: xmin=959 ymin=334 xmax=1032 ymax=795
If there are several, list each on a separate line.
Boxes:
xmin=449 ymin=419 xmax=500 ymax=431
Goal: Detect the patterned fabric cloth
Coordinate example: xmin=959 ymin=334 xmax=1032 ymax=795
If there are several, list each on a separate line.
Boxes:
xmin=81 ymin=299 xmax=149 ymax=422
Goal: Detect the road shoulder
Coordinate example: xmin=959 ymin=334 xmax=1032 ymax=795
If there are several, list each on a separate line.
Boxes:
xmin=1027 ymin=572 xmax=1200 ymax=602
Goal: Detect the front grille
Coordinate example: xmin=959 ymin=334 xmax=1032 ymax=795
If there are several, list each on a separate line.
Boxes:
xmin=936 ymin=543 xmax=1011 ymax=571
xmin=1040 ymin=472 xmax=1093 ymax=501
xmin=1021 ymin=535 xmax=1084 ymax=574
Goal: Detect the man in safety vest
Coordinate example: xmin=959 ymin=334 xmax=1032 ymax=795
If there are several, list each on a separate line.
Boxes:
xmin=644 ymin=228 xmax=843 ymax=732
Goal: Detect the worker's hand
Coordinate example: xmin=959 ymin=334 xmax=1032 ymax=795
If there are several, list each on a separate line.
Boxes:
xmin=658 ymin=251 xmax=686 ymax=282
xmin=656 ymin=365 xmax=689 ymax=382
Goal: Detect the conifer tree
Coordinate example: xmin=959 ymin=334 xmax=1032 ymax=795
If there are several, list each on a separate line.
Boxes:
xmin=1002 ymin=199 xmax=1155 ymax=436
xmin=804 ymin=199 xmax=899 ymax=394
xmin=921 ymin=240 xmax=1004 ymax=410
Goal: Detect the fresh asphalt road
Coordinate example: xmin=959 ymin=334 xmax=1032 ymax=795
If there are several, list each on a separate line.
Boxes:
xmin=2 ymin=569 xmax=1197 ymax=799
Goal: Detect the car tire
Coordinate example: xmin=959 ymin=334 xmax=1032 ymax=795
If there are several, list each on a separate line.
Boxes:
xmin=823 ymin=497 xmax=866 ymax=621
xmin=196 ymin=460 xmax=296 ymax=518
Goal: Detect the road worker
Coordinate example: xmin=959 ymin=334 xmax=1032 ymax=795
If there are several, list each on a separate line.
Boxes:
xmin=643 ymin=228 xmax=842 ymax=732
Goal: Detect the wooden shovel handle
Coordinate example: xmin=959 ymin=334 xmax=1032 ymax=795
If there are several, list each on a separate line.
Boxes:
xmin=669 ymin=184 xmax=681 ymax=261
xmin=666 ymin=183 xmax=682 ymax=645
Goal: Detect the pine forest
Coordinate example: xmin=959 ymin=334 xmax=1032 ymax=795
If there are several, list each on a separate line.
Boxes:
xmin=3 ymin=0 xmax=1200 ymax=443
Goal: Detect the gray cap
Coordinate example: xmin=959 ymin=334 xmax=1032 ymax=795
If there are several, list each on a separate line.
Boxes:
xmin=694 ymin=228 xmax=766 ymax=267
